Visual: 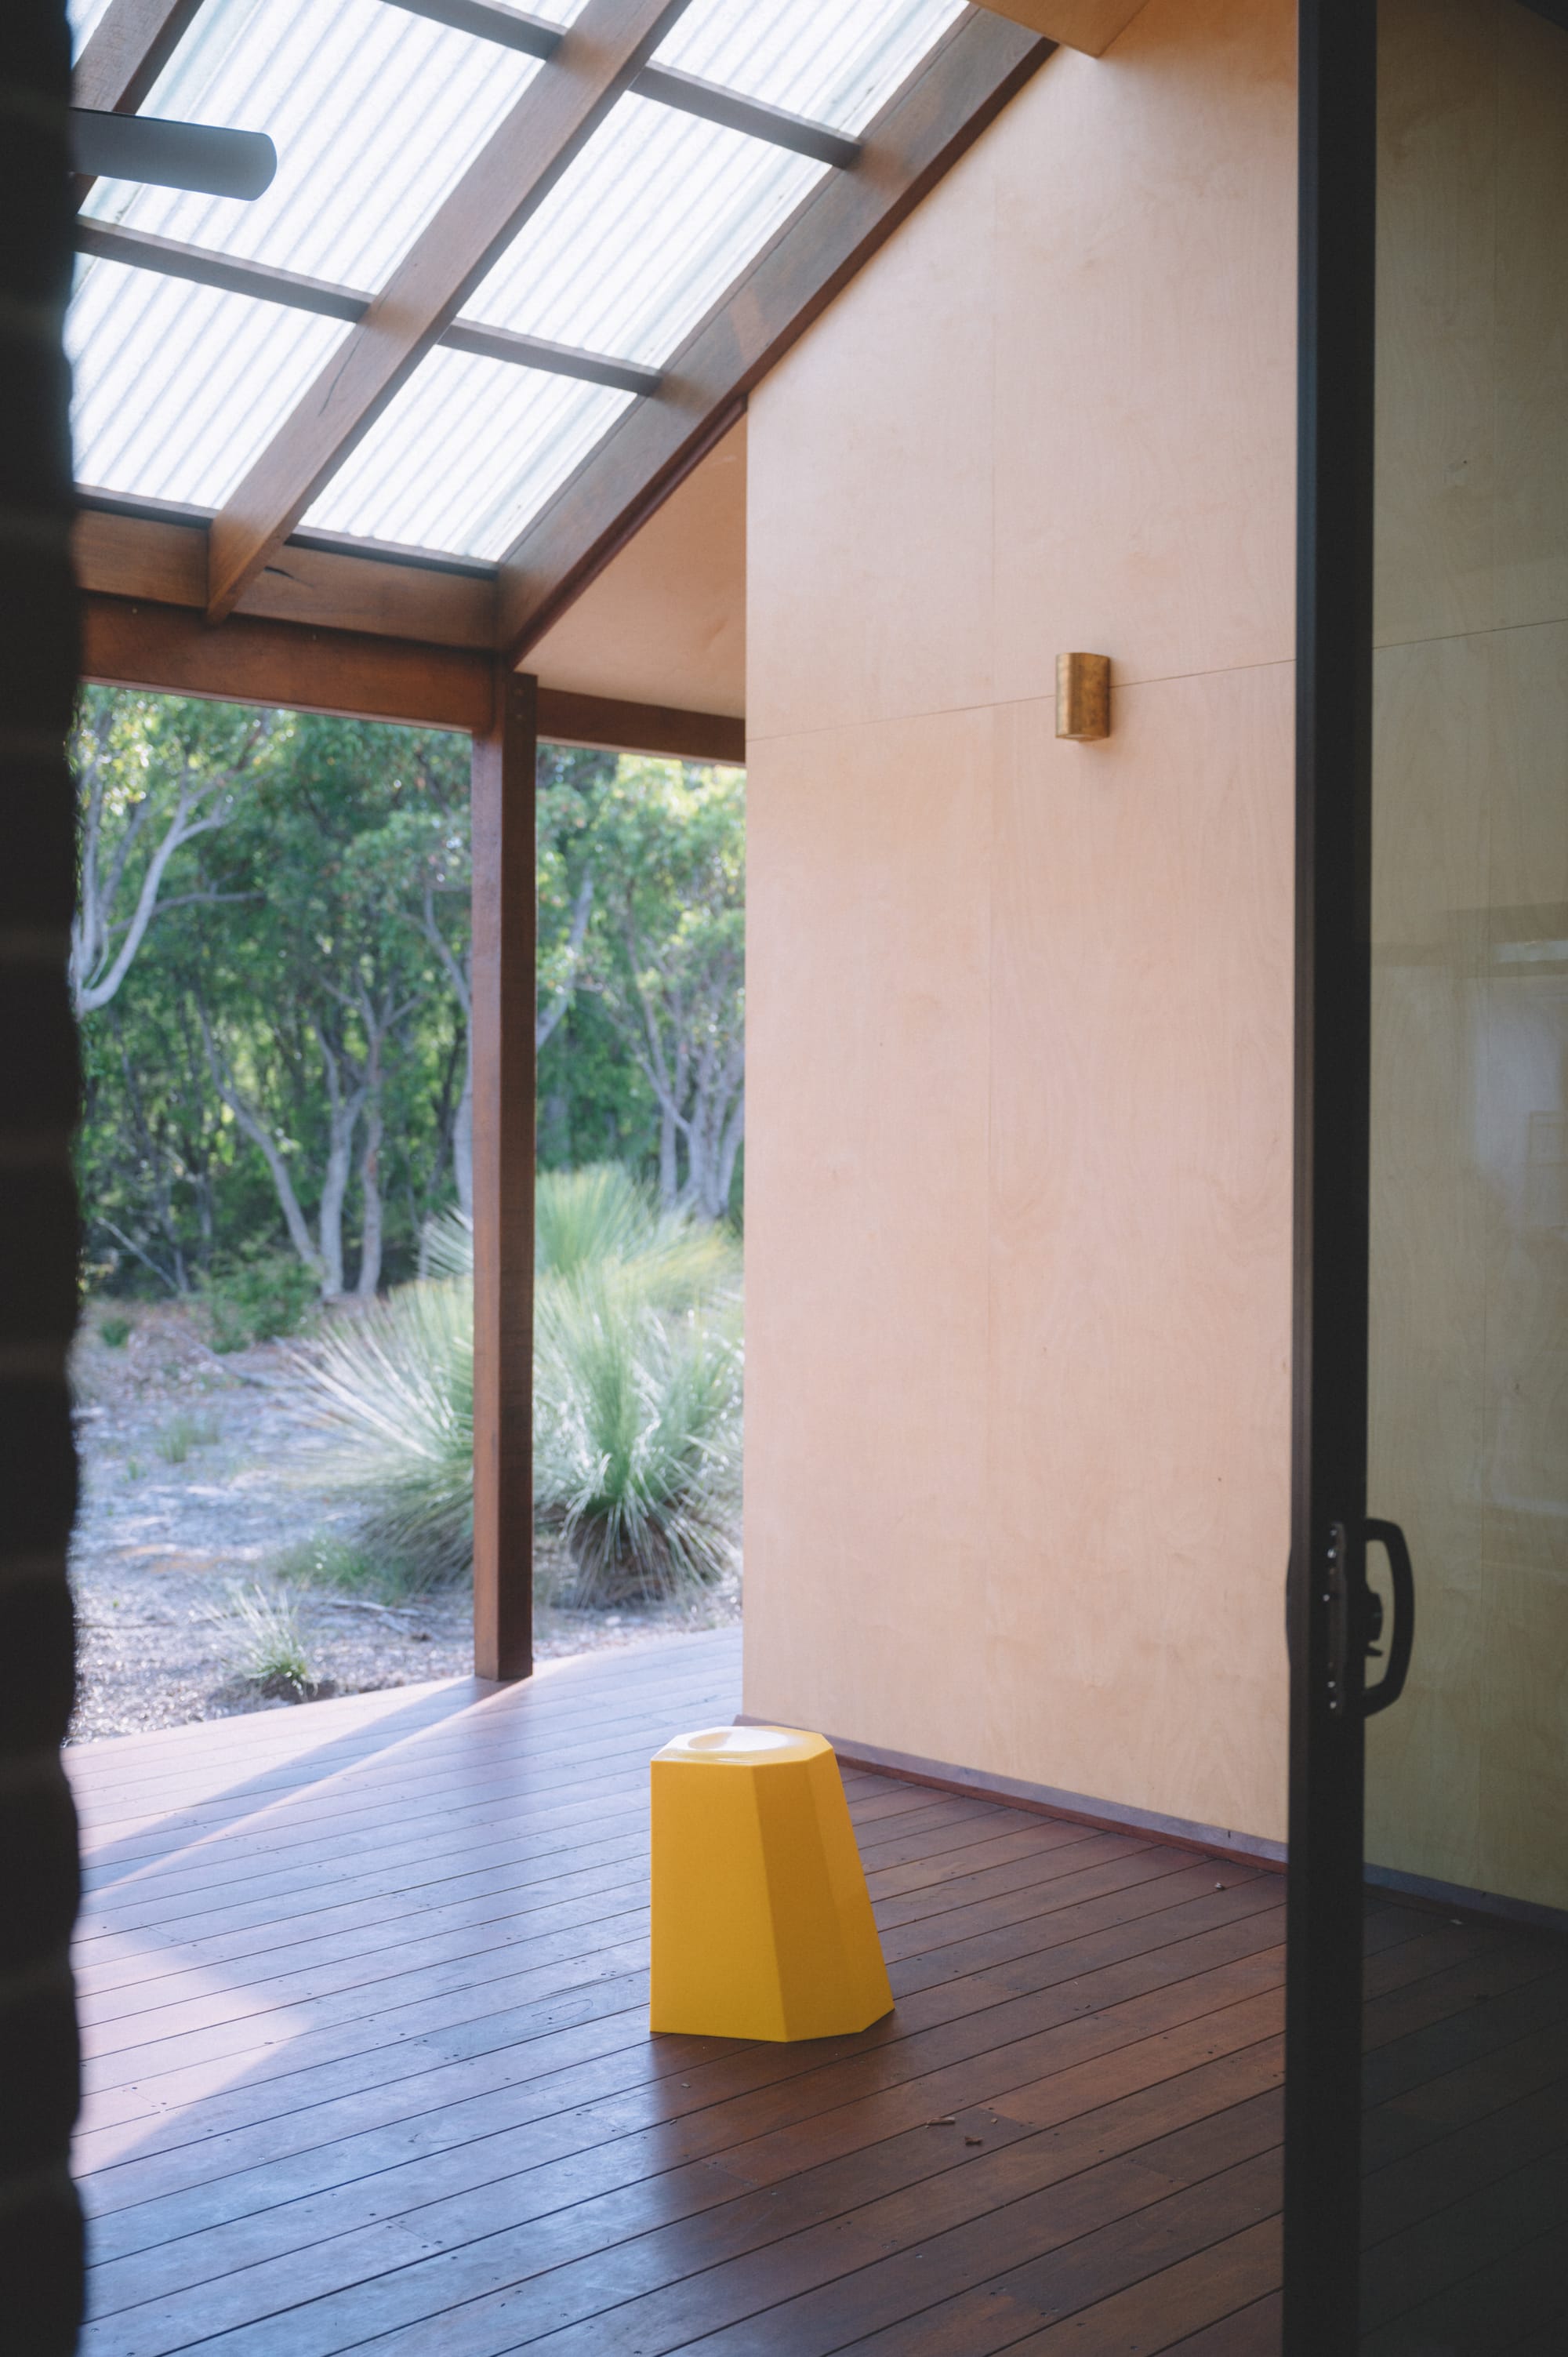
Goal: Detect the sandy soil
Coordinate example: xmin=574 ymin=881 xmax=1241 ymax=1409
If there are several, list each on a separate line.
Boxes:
xmin=67 ymin=1301 xmax=740 ymax=1744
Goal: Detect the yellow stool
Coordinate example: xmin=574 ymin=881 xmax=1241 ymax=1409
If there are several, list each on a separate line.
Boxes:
xmin=649 ymin=1725 xmax=894 ymax=2041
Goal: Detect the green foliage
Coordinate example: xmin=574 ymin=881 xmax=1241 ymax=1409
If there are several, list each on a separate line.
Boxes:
xmin=572 ymin=759 xmax=746 ymax=1218
xmin=273 ymin=1533 xmax=384 ymax=1596
xmin=75 ymin=693 xmax=471 ymax=1298
xmin=287 ymin=1168 xmax=741 ymax=1604
xmin=207 ymin=1582 xmax=315 ymax=1695
xmin=535 ymin=749 xmax=746 ymax=1212
xmin=534 ymin=1262 xmax=742 ymax=1604
xmin=98 ymin=1315 xmax=132 ymax=1349
xmin=291 ymin=1282 xmax=474 ymax=1593
xmin=74 ymin=695 xmax=746 ymax=1309
xmin=156 ymin=1411 xmax=220 ymax=1464
xmin=426 ymin=1164 xmax=735 ymax=1302
xmin=205 ymin=1251 xmax=318 ymax=1352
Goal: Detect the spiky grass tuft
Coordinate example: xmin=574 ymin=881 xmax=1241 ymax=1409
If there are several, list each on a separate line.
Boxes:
xmin=206 ymin=1582 xmax=314 ymax=1694
xmin=533 ymin=1261 xmax=741 ymax=1606
xmin=299 ymin=1168 xmax=742 ymax=1605
xmin=289 ymin=1280 xmax=473 ymax=1592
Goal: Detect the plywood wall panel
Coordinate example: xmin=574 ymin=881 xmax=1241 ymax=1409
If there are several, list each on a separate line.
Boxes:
xmin=744 ymin=152 xmax=999 ymax=744
xmin=984 ymin=666 xmax=1294 ymax=1836
xmin=990 ymin=0 xmax=1296 ymax=706
xmin=744 ymin=0 xmax=1298 ymax=1839
xmin=526 ymin=421 xmax=748 ymax=719
xmin=742 ymin=709 xmax=995 ymax=1760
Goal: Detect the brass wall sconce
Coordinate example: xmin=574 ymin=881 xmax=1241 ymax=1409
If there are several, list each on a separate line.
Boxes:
xmin=1056 ymin=652 xmax=1111 ymax=741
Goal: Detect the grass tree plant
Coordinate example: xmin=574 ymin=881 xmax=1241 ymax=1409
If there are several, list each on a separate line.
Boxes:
xmin=289 ymin=1167 xmax=742 ymax=1604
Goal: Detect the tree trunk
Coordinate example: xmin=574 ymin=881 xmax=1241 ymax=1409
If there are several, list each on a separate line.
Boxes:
xmin=314 ymin=1026 xmax=370 ymax=1299
xmin=452 ymin=1022 xmax=474 ymax=1219
xmin=199 ymin=1010 xmax=325 ymax=1285
xmin=356 ymin=1099 xmax=384 ymax=1298
xmin=658 ymin=1101 xmax=679 ymax=1209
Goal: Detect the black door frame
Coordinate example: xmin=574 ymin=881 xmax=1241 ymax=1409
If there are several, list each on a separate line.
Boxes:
xmin=1283 ymin=0 xmax=1379 ymax=2344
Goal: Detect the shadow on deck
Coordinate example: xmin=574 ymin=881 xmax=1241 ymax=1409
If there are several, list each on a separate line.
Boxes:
xmin=66 ymin=1632 xmax=1564 ymax=2354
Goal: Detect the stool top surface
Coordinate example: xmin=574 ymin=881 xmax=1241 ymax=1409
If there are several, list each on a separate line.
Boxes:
xmin=655 ymin=1724 xmax=829 ymax=1767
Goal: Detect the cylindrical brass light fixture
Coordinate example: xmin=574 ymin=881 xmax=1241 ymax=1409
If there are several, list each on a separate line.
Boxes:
xmin=1055 ymin=652 xmax=1111 ymax=740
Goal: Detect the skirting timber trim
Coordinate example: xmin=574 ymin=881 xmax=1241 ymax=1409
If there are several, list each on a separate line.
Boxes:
xmin=79 ymin=592 xmax=746 ymax=759
xmin=735 ymin=1716 xmax=1287 ymax=1870
xmin=1365 ymin=1860 xmax=1568 ymax=1939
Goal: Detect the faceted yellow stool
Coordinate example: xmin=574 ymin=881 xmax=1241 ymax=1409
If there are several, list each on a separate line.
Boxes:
xmin=650 ymin=1725 xmax=893 ymax=2041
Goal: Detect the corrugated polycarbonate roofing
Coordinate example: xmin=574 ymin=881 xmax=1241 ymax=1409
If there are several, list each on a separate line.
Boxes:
xmin=78 ymin=0 xmax=557 ymax=288
xmin=70 ymin=261 xmax=349 ymax=509
xmin=70 ymin=0 xmax=968 ymax=558
xmin=306 ymin=354 xmax=633 ymax=559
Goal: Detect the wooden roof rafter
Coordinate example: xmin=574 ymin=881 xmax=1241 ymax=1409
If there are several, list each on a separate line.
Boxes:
xmin=71 ymin=0 xmax=205 ymax=119
xmin=72 ymin=2 xmax=1058 ymax=743
xmin=75 ymin=220 xmax=666 ymax=395
xmin=204 ymin=0 xmax=695 ymax=624
xmin=495 ymin=6 xmax=1053 ymax=663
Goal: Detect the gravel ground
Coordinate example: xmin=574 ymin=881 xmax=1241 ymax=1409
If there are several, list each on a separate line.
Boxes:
xmin=67 ymin=1301 xmax=740 ymax=1744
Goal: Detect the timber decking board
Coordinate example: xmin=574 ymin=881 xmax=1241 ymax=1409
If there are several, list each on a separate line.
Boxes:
xmin=67 ymin=1632 xmax=1566 ymax=2354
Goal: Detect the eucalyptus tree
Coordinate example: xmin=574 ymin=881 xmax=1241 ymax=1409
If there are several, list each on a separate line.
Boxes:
xmin=579 ymin=759 xmax=746 ymax=1220
xmin=192 ymin=715 xmax=469 ymax=1298
xmin=70 ymin=688 xmax=279 ymax=1019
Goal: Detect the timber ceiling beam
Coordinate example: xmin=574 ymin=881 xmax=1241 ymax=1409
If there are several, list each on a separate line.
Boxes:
xmin=205 ymin=0 xmax=693 ymax=626
xmin=71 ymin=0 xmax=204 ymax=115
xmin=74 ymin=507 xmax=499 ymax=648
xmin=495 ymin=8 xmax=1052 ymax=662
xmin=78 ymin=592 xmax=742 ymax=758
xmin=71 ymin=0 xmax=206 ymax=206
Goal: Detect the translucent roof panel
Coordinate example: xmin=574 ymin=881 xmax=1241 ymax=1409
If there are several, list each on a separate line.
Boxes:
xmin=67 ymin=0 xmax=975 ymax=557
xmin=463 ymin=95 xmax=820 ymax=369
xmin=301 ymin=349 xmax=633 ymax=561
xmin=69 ymin=257 xmax=349 ymax=508
xmin=652 ymin=0 xmax=967 ymax=134
xmin=461 ymin=0 xmax=967 ymax=376
xmin=76 ymin=0 xmax=550 ymax=294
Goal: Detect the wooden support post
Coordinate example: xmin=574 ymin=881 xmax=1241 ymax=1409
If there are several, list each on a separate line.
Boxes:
xmin=470 ymin=667 xmax=535 ymax=1681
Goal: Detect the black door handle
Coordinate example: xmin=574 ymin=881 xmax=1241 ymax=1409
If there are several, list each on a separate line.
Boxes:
xmin=1362 ymin=1518 xmax=1414 ymax=1716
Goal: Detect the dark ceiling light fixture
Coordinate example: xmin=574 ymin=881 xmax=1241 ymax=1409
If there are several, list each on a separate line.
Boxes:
xmin=69 ymin=110 xmax=278 ymax=200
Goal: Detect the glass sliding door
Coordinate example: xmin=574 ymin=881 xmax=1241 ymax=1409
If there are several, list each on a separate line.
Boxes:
xmin=1287 ymin=0 xmax=1568 ymax=2346
xmin=1359 ymin=0 xmax=1568 ymax=2342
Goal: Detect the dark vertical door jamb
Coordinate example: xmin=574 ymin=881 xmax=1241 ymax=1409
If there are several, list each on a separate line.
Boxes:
xmin=0 ymin=2 xmax=87 ymax=2345
xmin=1283 ymin=0 xmax=1378 ymax=2345
xmin=470 ymin=664 xmax=535 ymax=1682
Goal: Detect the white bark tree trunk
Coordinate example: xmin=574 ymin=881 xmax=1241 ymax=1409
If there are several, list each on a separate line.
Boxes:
xmin=71 ymin=714 xmax=270 ymax=1019
xmin=452 ymin=1029 xmax=474 ymax=1222
xmin=355 ymin=1099 xmax=384 ymax=1298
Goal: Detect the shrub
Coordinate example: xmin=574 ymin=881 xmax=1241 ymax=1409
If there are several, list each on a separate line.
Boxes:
xmin=425 ymin=1165 xmax=739 ymax=1304
xmin=289 ymin=1282 xmax=474 ymax=1593
xmin=533 ymin=1262 xmax=742 ymax=1604
xmin=156 ymin=1411 xmax=219 ymax=1464
xmin=297 ymin=1168 xmax=742 ymax=1605
xmin=274 ymin=1531 xmax=386 ymax=1596
xmin=205 ymin=1582 xmax=319 ymax=1699
xmin=98 ymin=1314 xmax=132 ymax=1349
xmin=206 ymin=1251 xmax=318 ymax=1352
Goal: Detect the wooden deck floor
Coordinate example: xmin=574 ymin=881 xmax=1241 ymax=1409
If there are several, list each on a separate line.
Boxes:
xmin=65 ymin=1632 xmax=1566 ymax=2355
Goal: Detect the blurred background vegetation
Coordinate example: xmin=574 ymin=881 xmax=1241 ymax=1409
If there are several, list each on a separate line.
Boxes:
xmin=74 ymin=689 xmax=746 ymax=1317
xmin=72 ymin=691 xmax=746 ymax=1611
